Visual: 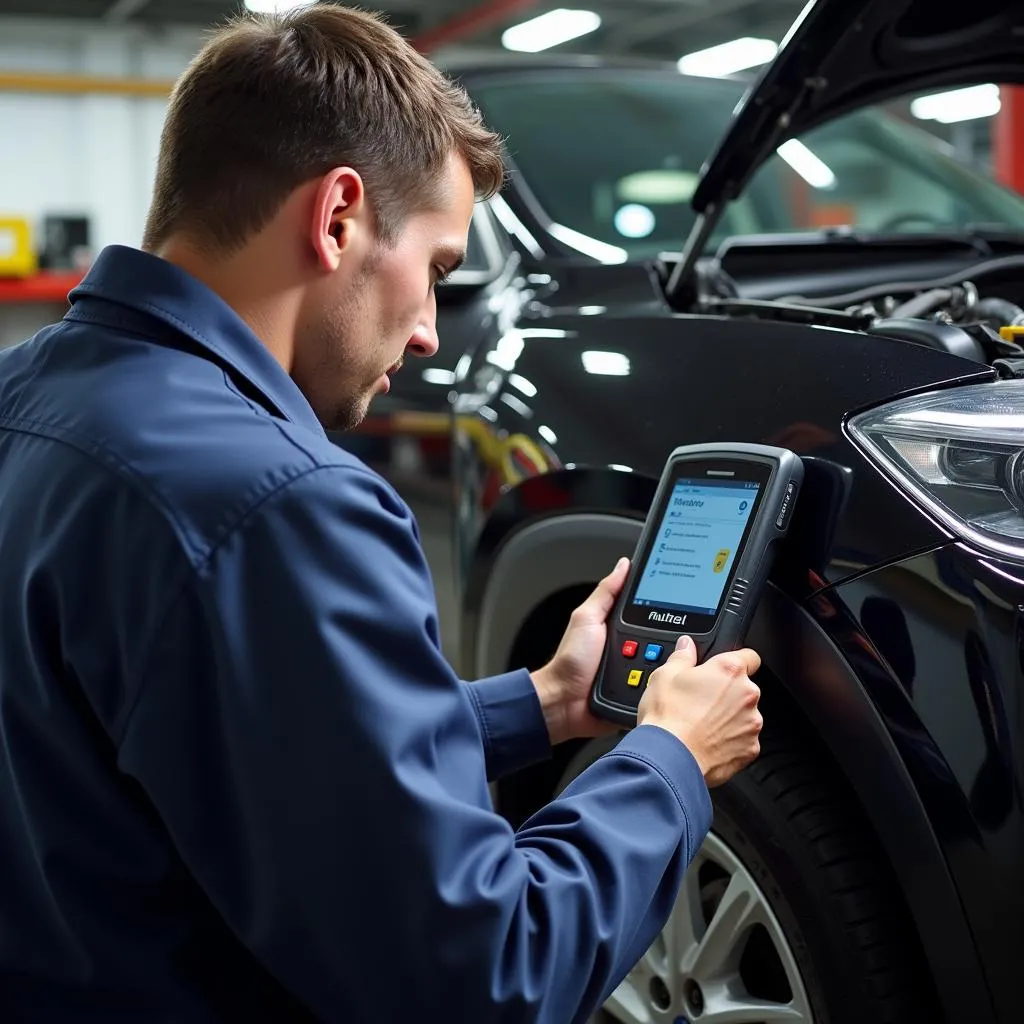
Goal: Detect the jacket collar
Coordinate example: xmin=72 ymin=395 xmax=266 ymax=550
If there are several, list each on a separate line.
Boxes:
xmin=67 ymin=245 xmax=325 ymax=436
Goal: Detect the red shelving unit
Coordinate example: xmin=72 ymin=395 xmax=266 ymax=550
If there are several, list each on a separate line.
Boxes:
xmin=0 ymin=271 xmax=85 ymax=305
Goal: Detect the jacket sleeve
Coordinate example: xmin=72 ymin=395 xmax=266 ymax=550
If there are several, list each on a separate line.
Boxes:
xmin=116 ymin=463 xmax=713 ymax=1024
xmin=462 ymin=670 xmax=553 ymax=782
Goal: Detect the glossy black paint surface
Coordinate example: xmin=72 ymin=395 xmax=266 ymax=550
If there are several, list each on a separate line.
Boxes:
xmin=826 ymin=545 xmax=1024 ymax=1024
xmin=443 ymin=256 xmax=1018 ymax=1019
xmin=453 ymin=295 xmax=989 ymax=592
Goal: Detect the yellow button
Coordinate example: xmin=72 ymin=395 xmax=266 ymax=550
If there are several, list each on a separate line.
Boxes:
xmin=713 ymin=548 xmax=730 ymax=573
xmin=627 ymin=669 xmax=644 ymax=687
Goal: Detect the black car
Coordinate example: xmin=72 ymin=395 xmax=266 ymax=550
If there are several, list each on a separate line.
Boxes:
xmin=351 ymin=0 xmax=1023 ymax=1021
xmin=336 ymin=18 xmax=1024 ymax=671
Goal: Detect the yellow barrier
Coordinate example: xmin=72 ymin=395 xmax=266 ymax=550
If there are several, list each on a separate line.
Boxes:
xmin=0 ymin=216 xmax=37 ymax=278
xmin=0 ymin=71 xmax=175 ymax=97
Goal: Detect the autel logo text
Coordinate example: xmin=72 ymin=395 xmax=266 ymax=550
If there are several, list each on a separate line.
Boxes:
xmin=648 ymin=610 xmax=686 ymax=625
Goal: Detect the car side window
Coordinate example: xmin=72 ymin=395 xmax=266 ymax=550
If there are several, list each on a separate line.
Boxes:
xmin=466 ymin=73 xmax=1024 ymax=259
xmin=742 ymin=106 xmax=1024 ymax=237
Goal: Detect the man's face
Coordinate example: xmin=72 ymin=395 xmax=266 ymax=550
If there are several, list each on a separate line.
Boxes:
xmin=294 ymin=153 xmax=475 ymax=432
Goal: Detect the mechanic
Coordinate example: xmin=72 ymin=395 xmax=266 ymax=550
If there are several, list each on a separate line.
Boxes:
xmin=0 ymin=6 xmax=763 ymax=1022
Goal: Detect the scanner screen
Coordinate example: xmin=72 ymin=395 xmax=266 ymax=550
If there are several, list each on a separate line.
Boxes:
xmin=632 ymin=477 xmax=761 ymax=616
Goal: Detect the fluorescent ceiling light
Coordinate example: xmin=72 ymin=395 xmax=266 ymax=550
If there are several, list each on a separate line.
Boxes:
xmin=500 ymin=392 xmax=533 ymax=418
xmin=502 ymin=9 xmax=601 ymax=53
xmin=581 ymin=350 xmax=630 ymax=376
xmin=421 ymin=368 xmax=455 ymax=385
xmin=910 ymin=84 xmax=1001 ymax=124
xmin=776 ymin=139 xmax=836 ymax=189
xmin=617 ymin=169 xmax=698 ymax=205
xmin=549 ymin=223 xmax=628 ymax=263
xmin=614 ymin=204 xmax=656 ymax=239
xmin=489 ymin=194 xmax=543 ymax=258
xmin=244 ymin=0 xmax=313 ymax=12
xmin=508 ymin=373 xmax=538 ymax=398
xmin=678 ymin=37 xmax=778 ymax=78
xmin=486 ymin=332 xmax=526 ymax=372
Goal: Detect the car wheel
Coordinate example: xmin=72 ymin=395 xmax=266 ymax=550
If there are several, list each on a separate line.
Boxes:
xmin=554 ymin=690 xmax=935 ymax=1024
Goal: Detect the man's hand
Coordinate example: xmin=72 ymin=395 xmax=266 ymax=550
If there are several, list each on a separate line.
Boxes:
xmin=639 ymin=636 xmax=763 ymax=787
xmin=529 ymin=558 xmax=630 ymax=746
xmin=528 ymin=558 xmax=765 ymax=788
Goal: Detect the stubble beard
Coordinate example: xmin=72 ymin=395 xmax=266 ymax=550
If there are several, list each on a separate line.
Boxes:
xmin=334 ymin=388 xmax=375 ymax=433
xmin=319 ymin=356 xmax=381 ymax=434
xmin=309 ymin=271 xmax=391 ymax=434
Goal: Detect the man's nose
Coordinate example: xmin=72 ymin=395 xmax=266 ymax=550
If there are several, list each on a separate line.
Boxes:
xmin=407 ymin=316 xmax=439 ymax=358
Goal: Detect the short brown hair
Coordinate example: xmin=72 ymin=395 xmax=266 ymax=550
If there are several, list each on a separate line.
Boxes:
xmin=142 ymin=3 xmax=505 ymax=254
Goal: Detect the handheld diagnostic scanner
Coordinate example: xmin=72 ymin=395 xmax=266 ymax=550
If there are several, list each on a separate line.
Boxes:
xmin=590 ymin=442 xmax=803 ymax=728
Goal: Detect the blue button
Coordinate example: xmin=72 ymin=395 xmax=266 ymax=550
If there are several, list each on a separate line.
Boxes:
xmin=644 ymin=643 xmax=662 ymax=662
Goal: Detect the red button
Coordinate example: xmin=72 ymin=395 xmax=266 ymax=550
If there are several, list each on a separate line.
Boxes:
xmin=621 ymin=640 xmax=639 ymax=658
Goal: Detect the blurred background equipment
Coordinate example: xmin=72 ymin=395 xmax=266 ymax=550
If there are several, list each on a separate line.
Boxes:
xmin=0 ymin=0 xmax=1021 ymax=349
xmin=0 ymin=214 xmax=35 ymax=277
xmin=0 ymin=0 xmax=1017 ymax=272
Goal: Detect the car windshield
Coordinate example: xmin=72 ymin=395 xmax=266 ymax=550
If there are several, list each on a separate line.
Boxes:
xmin=466 ymin=69 xmax=1024 ymax=260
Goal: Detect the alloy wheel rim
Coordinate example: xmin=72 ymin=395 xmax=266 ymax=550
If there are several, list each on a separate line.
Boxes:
xmin=596 ymin=830 xmax=814 ymax=1024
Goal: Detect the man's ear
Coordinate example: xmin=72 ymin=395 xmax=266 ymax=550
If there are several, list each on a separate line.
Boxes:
xmin=310 ymin=167 xmax=365 ymax=272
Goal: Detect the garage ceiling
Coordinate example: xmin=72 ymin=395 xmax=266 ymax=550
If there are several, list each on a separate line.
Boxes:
xmin=0 ymin=0 xmax=809 ymax=63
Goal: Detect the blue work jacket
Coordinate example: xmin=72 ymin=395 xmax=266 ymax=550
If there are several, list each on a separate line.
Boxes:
xmin=0 ymin=245 xmax=712 ymax=1022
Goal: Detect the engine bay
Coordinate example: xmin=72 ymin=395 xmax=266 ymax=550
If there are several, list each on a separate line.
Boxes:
xmin=686 ymin=249 xmax=1024 ymax=372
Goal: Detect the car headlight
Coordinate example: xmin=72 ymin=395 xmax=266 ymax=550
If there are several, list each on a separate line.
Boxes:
xmin=847 ymin=380 xmax=1024 ymax=560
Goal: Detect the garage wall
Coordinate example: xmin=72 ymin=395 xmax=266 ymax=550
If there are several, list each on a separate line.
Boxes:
xmin=0 ymin=16 xmax=481 ymax=348
xmin=0 ymin=17 xmax=204 ymax=252
xmin=0 ymin=16 xmax=483 ymax=258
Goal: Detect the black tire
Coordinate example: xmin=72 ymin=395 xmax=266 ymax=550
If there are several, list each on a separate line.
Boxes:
xmin=495 ymin=586 xmax=593 ymax=830
xmin=559 ymin=684 xmax=939 ymax=1023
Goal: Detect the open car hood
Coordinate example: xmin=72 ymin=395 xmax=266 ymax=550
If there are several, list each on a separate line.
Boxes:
xmin=690 ymin=0 xmax=1024 ymax=216
xmin=664 ymin=0 xmax=1024 ymax=300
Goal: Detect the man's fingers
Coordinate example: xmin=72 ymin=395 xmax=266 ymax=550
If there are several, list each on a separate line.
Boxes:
xmin=734 ymin=647 xmax=761 ymax=677
xmin=605 ymin=556 xmax=630 ymax=591
xmin=708 ymin=646 xmax=761 ymax=677
xmin=666 ymin=634 xmax=697 ymax=668
xmin=576 ymin=557 xmax=630 ymax=623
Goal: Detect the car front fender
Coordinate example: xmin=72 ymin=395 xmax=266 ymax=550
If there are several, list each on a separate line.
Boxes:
xmin=473 ymin=510 xmax=993 ymax=1024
